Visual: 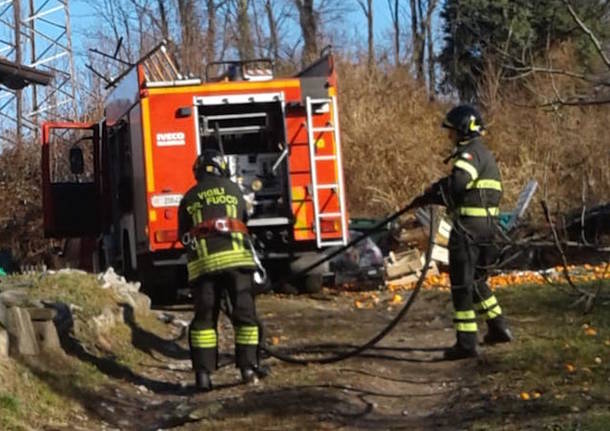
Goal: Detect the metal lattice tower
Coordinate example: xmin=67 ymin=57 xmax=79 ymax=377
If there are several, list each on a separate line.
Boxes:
xmin=0 ymin=0 xmax=77 ymax=146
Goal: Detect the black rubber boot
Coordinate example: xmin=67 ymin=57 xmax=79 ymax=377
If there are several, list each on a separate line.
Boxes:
xmin=241 ymin=367 xmax=258 ymax=384
xmin=443 ymin=343 xmax=479 ymax=360
xmin=195 ymin=370 xmax=212 ymax=391
xmin=240 ymin=364 xmax=271 ymax=384
xmin=443 ymin=331 xmax=478 ymax=360
xmin=483 ymin=316 xmax=514 ymax=344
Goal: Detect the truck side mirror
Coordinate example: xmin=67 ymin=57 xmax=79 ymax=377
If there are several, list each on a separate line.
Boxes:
xmin=69 ymin=146 xmax=84 ymax=175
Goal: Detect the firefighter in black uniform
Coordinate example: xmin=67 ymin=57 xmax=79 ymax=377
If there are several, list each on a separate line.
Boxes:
xmin=414 ymin=105 xmax=513 ymax=360
xmin=178 ymin=150 xmax=269 ymax=391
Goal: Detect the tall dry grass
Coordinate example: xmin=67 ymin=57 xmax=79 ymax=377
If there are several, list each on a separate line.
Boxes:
xmin=338 ymin=63 xmax=449 ymax=215
xmin=338 ymin=48 xmax=609 ymax=218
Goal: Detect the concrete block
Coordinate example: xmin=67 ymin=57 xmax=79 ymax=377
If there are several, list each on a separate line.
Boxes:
xmin=0 ymin=326 xmax=8 ymax=359
xmin=32 ymin=320 xmax=61 ymax=351
xmin=6 ymin=307 xmax=39 ymax=356
xmin=385 ymin=249 xmax=422 ymax=279
xmin=0 ymin=289 xmax=29 ymax=307
xmin=27 ymin=307 xmax=57 ymax=321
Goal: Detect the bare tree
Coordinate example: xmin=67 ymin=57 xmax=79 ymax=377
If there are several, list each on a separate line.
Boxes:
xmin=233 ymin=0 xmax=255 ymax=60
xmin=265 ymin=0 xmax=280 ymax=61
xmin=207 ymin=0 xmax=218 ymax=64
xmin=409 ymin=0 xmax=438 ymax=93
xmin=294 ymin=0 xmax=318 ymax=65
xmin=424 ymin=1 xmax=438 ymax=98
xmin=176 ymin=0 xmax=204 ymax=74
xmin=387 ymin=0 xmax=400 ymax=66
xmin=356 ymin=0 xmax=374 ymax=70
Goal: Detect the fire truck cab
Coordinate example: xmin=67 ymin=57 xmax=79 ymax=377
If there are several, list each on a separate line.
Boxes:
xmin=41 ymin=44 xmax=348 ymax=301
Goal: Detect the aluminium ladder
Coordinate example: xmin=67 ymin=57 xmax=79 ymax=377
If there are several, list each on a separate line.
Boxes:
xmin=305 ymin=95 xmax=348 ymax=248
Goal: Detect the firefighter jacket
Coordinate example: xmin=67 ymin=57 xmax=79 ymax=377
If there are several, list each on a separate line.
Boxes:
xmin=178 ymin=173 xmax=256 ymax=282
xmin=423 ymin=137 xmax=502 ymax=218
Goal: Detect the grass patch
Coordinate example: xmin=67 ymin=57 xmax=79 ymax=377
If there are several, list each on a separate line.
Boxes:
xmin=472 ymin=282 xmax=610 ymax=430
xmin=0 ymin=393 xmax=20 ymax=412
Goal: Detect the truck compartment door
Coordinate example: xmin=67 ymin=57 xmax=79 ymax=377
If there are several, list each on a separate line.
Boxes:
xmin=41 ymin=122 xmax=101 ymax=237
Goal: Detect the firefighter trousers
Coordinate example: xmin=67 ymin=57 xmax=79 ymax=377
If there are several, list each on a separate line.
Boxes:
xmin=189 ymin=268 xmax=260 ymax=373
xmin=449 ymin=217 xmax=508 ymax=350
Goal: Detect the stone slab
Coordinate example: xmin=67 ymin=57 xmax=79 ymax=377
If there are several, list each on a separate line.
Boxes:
xmin=32 ymin=320 xmax=61 ymax=351
xmin=27 ymin=307 xmax=58 ymax=322
xmin=0 ymin=326 xmax=8 ymax=358
xmin=6 ymin=307 xmax=39 ymax=356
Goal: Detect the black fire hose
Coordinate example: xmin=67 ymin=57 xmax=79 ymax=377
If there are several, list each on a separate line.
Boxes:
xmin=259 ymin=202 xmax=436 ymax=365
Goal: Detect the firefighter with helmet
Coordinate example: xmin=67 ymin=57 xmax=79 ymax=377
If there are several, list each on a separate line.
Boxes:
xmin=413 ymin=104 xmax=513 ymax=360
xmin=178 ymin=150 xmax=269 ymax=391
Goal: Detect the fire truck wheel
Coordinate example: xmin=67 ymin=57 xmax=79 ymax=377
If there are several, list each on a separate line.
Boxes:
xmin=298 ymin=273 xmax=323 ymax=294
xmin=122 ymin=240 xmax=135 ymax=281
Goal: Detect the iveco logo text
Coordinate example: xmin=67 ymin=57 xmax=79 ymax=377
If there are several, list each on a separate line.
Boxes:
xmin=156 ymin=132 xmax=185 ymax=147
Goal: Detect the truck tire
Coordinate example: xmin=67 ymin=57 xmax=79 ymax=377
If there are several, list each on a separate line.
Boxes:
xmin=298 ymin=273 xmax=323 ymax=294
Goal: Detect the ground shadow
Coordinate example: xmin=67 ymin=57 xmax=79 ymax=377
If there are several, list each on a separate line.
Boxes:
xmin=121 ymin=303 xmax=190 ymax=361
xmin=263 ymin=342 xmax=446 ymax=363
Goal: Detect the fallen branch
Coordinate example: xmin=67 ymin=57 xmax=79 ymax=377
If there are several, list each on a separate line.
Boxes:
xmin=541 ymin=200 xmax=603 ymax=309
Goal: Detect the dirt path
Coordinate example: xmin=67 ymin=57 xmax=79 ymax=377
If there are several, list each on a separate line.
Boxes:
xmin=43 ymin=288 xmax=488 ymax=431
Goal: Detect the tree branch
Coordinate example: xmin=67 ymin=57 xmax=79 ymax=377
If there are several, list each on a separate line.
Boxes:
xmin=563 ymin=0 xmax=610 ymax=68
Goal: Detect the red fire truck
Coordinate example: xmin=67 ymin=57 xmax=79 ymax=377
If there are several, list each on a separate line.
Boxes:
xmin=41 ymin=44 xmax=348 ymax=300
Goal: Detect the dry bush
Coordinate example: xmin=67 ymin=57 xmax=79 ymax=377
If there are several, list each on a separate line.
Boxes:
xmin=0 ymin=139 xmax=48 ymax=265
xmin=338 ymin=61 xmax=449 ymax=216
xmin=482 ymin=43 xmax=610 ymax=217
xmin=338 ymin=44 xmax=609 ymax=219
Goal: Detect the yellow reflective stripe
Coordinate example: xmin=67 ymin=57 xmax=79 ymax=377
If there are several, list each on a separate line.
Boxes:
xmin=199 ymin=238 xmax=208 ymax=257
xmin=454 ymin=159 xmax=479 ymax=180
xmin=476 ymin=295 xmax=498 ymax=310
xmin=188 ymin=259 xmax=256 ymax=280
xmin=225 ymin=204 xmax=244 ymax=250
xmin=188 ymin=250 xmax=254 ymax=271
xmin=187 ymin=249 xmax=256 ymax=280
xmin=486 ymin=305 xmax=502 ymax=319
xmin=454 ymin=310 xmax=476 ymax=320
xmin=236 ymin=326 xmax=259 ymax=345
xmin=190 ymin=329 xmax=217 ymax=348
xmin=458 ymin=207 xmax=500 ymax=217
xmin=466 ymin=179 xmax=502 ymax=191
xmin=188 ymin=256 xmax=255 ymax=274
xmin=190 ymin=329 xmax=216 ymax=337
xmin=455 ymin=322 xmax=478 ymax=332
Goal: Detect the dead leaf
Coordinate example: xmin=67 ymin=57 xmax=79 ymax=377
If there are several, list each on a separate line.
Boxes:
xmin=520 ymin=392 xmax=530 ymax=400
xmin=584 ymin=327 xmax=597 ymax=336
xmin=564 ymin=363 xmax=576 ymax=373
xmin=354 ymin=300 xmax=364 ymax=309
xmin=532 ymin=391 xmax=541 ymax=399
xmin=271 ymin=336 xmax=280 ymax=346
xmin=390 ymin=294 xmax=403 ymax=304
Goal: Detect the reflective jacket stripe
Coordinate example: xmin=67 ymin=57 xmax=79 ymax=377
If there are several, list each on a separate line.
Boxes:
xmin=466 ymin=179 xmax=502 ymax=191
xmin=454 ymin=159 xmax=479 ymax=180
xmin=188 ymin=249 xmax=256 ymax=281
xmin=458 ymin=207 xmax=500 ymax=217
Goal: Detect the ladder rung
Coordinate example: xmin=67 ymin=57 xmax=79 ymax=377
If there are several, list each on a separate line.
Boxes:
xmin=315 ymin=155 xmax=336 ymax=161
xmin=308 ymin=98 xmax=332 ymax=104
xmin=319 ymin=212 xmax=342 ymax=218
xmin=312 ymin=126 xmax=335 ymax=133
xmin=319 ymin=240 xmax=346 ymax=247
xmin=316 ymin=184 xmax=338 ymax=190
